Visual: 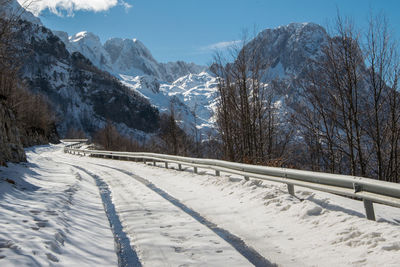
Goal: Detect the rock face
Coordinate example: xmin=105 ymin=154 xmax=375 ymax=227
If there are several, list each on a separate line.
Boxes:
xmin=19 ymin=123 xmax=60 ymax=148
xmin=16 ymin=20 xmax=160 ymax=137
xmin=0 ymin=0 xmax=161 ymax=141
xmin=0 ymin=1 xmax=61 ymax=165
xmin=236 ymin=22 xmax=332 ymax=111
xmin=0 ymin=101 xmax=26 ymax=166
xmin=245 ymin=22 xmax=329 ymax=80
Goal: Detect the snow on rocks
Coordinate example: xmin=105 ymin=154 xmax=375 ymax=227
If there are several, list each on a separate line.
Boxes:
xmin=121 ymin=71 xmax=219 ymax=135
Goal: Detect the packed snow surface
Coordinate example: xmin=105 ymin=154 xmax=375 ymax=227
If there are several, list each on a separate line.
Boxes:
xmin=1 ymin=144 xmax=400 ymax=266
xmin=0 ymin=145 xmax=117 ymax=266
xmin=0 ymin=145 xmax=251 ymax=266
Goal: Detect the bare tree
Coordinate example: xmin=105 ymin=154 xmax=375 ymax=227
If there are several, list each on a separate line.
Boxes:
xmin=191 ymin=103 xmax=202 ymax=157
xmin=66 ymin=127 xmax=87 ymax=139
xmin=211 ymin=33 xmax=290 ymax=165
xmin=363 ymin=13 xmax=400 ymax=182
xmin=298 ymin=13 xmax=400 ymax=182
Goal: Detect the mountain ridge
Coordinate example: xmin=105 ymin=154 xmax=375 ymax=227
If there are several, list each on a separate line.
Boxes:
xmin=54 ymin=30 xmax=206 ymax=83
xmin=53 ymin=22 xmax=332 ymax=138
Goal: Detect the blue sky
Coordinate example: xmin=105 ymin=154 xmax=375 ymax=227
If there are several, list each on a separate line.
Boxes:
xmin=34 ymin=0 xmax=400 ymax=66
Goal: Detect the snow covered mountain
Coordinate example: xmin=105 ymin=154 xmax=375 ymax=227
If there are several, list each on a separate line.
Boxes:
xmin=55 ymin=30 xmax=215 ymax=135
xmin=53 ymin=22 xmax=333 ymax=138
xmin=242 ymin=22 xmax=330 ymax=112
xmin=246 ymin=22 xmax=329 ymax=80
xmin=2 ymin=0 xmax=160 ymax=138
xmin=55 ymin=31 xmax=205 ymax=83
xmin=5 ymin=0 xmax=341 ymax=141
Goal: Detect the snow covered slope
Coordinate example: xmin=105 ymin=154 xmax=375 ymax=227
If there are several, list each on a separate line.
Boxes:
xmin=161 ymin=72 xmax=219 ymax=130
xmin=120 ymin=71 xmax=218 ymax=135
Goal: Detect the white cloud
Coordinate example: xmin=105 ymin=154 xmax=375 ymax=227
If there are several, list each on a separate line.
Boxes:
xmin=202 ymin=40 xmax=241 ymax=51
xmin=18 ymin=0 xmax=131 ymax=16
xmin=120 ymin=0 xmax=132 ymax=12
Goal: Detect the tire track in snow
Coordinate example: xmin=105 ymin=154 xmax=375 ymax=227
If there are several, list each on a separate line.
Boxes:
xmin=64 ymin=165 xmax=141 ymax=267
xmin=57 ymin=155 xmax=254 ymax=266
xmin=90 ymin=162 xmax=275 ymax=267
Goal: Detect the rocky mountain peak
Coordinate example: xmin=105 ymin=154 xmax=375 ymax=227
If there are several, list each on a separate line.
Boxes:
xmin=247 ymin=22 xmax=329 ymax=79
xmin=57 ymin=30 xmax=205 ymax=82
xmin=103 ymin=37 xmax=160 ymax=77
xmin=70 ymin=31 xmax=100 ymax=43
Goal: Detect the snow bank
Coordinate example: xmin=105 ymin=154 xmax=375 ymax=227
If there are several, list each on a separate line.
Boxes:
xmin=0 ymin=145 xmax=117 ymax=266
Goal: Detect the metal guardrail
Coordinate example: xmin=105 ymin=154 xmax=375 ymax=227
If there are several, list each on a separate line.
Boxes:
xmin=64 ymin=142 xmax=400 ymax=221
xmin=61 ymin=139 xmax=89 ymax=143
xmin=61 ymin=139 xmax=88 ymax=149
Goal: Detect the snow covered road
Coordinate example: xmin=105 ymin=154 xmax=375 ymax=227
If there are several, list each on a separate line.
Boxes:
xmin=64 ymin=160 xmax=257 ymax=266
xmin=1 ymin=144 xmax=400 ymax=266
xmin=1 ymin=145 xmax=260 ymax=266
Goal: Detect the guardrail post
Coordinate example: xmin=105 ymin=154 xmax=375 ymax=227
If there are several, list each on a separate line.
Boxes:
xmin=143 ymin=159 xmax=146 ymax=164
xmin=153 ymin=161 xmax=156 ymax=166
xmin=215 ymin=170 xmax=220 ymax=176
xmin=178 ymin=164 xmax=182 ymax=171
xmin=287 ymin=184 xmax=295 ymax=196
xmin=165 ymin=162 xmax=168 ymax=169
xmin=363 ymin=199 xmax=376 ymax=221
xmin=194 ymin=167 xmax=198 ymax=173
